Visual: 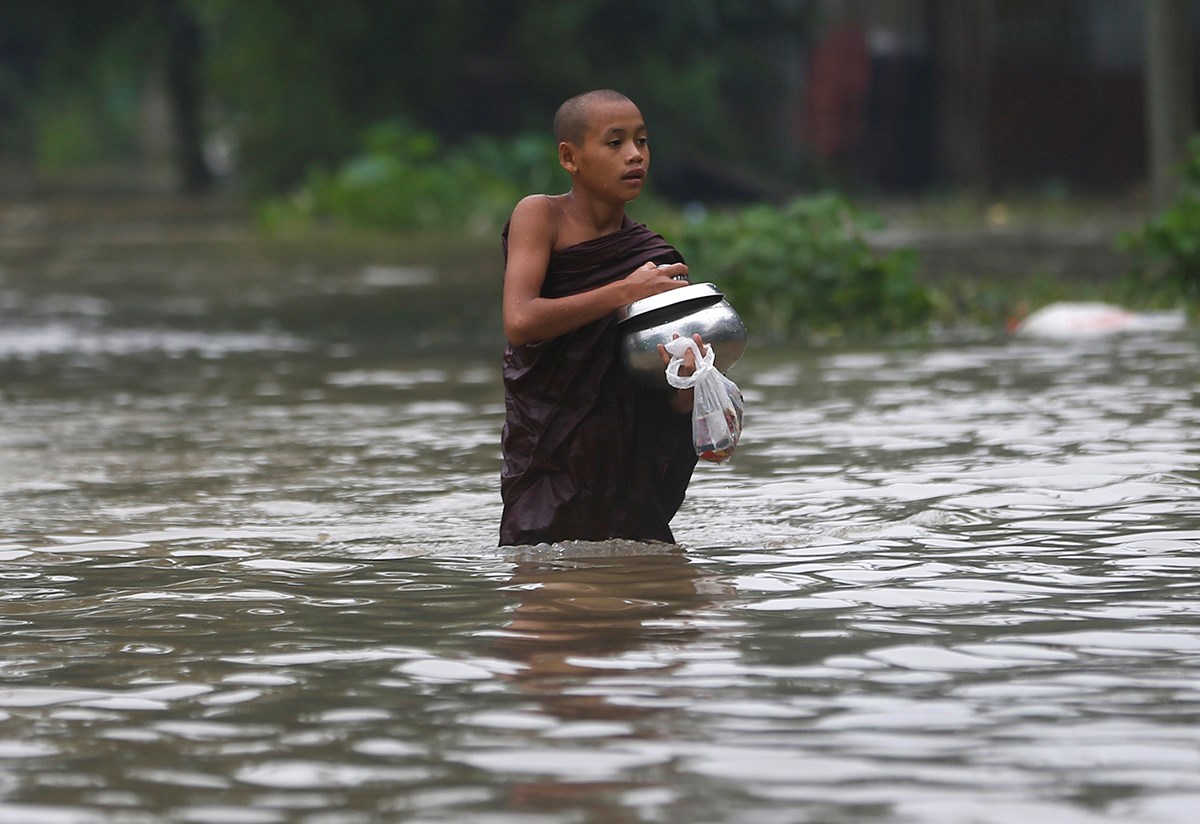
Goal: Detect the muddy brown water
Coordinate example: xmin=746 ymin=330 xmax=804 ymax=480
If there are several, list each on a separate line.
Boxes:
xmin=1 ymin=208 xmax=1199 ymax=823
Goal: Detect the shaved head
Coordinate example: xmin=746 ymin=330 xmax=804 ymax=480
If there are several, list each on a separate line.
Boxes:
xmin=553 ymin=89 xmax=635 ymax=145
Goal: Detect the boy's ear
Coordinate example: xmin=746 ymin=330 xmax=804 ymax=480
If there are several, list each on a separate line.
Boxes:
xmin=558 ymin=141 xmax=577 ymax=175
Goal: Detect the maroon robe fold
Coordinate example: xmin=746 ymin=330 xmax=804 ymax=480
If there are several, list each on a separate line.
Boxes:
xmin=499 ymin=217 xmax=698 ymax=546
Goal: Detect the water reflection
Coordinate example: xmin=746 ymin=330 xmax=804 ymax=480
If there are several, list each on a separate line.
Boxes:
xmin=486 ymin=544 xmax=727 ymax=820
xmin=496 ymin=543 xmax=722 ymax=705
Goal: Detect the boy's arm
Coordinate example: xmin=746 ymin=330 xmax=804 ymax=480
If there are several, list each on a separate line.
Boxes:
xmin=502 ymin=196 xmax=687 ymax=346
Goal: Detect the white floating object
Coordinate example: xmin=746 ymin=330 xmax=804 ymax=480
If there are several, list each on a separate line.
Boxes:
xmin=1015 ymin=301 xmax=1186 ymax=339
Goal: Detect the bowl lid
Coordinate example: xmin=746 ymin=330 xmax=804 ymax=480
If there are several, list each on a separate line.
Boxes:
xmin=616 ymin=282 xmax=724 ymax=324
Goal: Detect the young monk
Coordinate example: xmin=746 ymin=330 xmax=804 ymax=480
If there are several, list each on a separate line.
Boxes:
xmin=499 ymin=89 xmax=707 ymax=546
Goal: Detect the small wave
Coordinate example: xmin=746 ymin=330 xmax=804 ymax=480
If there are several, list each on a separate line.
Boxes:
xmin=0 ymin=322 xmax=308 ymax=358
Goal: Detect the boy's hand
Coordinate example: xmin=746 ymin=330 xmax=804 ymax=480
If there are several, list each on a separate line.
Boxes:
xmin=653 ymin=261 xmax=690 ymax=281
xmin=658 ymin=333 xmax=707 ymax=413
xmin=656 ymin=333 xmax=708 ymax=376
xmin=624 ymin=261 xmax=689 ymax=301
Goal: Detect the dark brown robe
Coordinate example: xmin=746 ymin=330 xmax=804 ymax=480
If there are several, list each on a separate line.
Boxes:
xmin=499 ymin=217 xmax=698 ymax=546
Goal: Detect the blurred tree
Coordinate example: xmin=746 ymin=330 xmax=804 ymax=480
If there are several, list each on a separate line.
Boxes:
xmin=4 ymin=0 xmax=1184 ymax=203
xmin=1144 ymin=0 xmax=1194 ymax=209
xmin=0 ymin=0 xmax=213 ymax=191
xmin=195 ymin=0 xmax=536 ymax=192
xmin=160 ymin=0 xmax=211 ymax=192
xmin=933 ymin=0 xmax=994 ymax=191
xmin=506 ymin=0 xmax=812 ymax=199
xmin=196 ymin=0 xmax=811 ymax=197
xmin=1 ymin=0 xmax=814 ymax=198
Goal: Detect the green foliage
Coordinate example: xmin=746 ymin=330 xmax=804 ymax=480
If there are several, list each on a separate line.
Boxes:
xmin=32 ymin=70 xmax=143 ymax=170
xmin=8 ymin=0 xmax=153 ymax=170
xmin=674 ymin=195 xmax=931 ymax=340
xmin=1118 ymin=136 xmax=1200 ymax=308
xmin=260 ymin=121 xmax=562 ymax=235
xmin=33 ymin=95 xmax=119 ymax=169
xmin=0 ymin=1 xmax=818 ymax=194
xmin=511 ymin=0 xmax=811 ymax=170
xmin=196 ymin=0 xmax=368 ymax=193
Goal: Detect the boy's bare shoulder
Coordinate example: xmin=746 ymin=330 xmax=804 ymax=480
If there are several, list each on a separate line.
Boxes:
xmin=509 ymin=194 xmax=569 ymax=247
xmin=512 ymin=193 xmax=568 ymax=221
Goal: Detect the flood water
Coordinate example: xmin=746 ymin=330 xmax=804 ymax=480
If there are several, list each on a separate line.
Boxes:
xmin=2 ymin=203 xmax=1199 ymax=823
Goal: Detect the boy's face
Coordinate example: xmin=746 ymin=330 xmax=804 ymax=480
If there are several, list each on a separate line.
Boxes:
xmin=566 ymin=99 xmax=649 ymax=200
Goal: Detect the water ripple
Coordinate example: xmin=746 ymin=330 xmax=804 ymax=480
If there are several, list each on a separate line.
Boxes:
xmin=1 ymin=322 xmax=1199 ymax=821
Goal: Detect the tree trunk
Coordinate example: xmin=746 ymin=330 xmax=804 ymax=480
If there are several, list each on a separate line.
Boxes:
xmin=933 ymin=0 xmax=994 ymax=191
xmin=160 ymin=0 xmax=212 ymax=194
xmin=1145 ymin=0 xmax=1194 ymax=208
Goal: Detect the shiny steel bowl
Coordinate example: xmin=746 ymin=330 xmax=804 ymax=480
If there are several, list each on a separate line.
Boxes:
xmin=617 ymin=282 xmax=748 ymax=389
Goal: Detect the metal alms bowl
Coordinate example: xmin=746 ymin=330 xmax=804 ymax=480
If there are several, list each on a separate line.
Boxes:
xmin=617 ymin=282 xmax=747 ymax=389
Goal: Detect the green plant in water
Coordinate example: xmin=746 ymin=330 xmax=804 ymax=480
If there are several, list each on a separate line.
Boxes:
xmin=1118 ymin=135 xmax=1200 ymax=309
xmin=674 ymin=194 xmax=930 ymax=340
xmin=261 ymin=120 xmax=563 ymax=235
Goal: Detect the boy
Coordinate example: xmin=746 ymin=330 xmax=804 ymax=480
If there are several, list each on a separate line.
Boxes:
xmin=499 ymin=89 xmax=706 ymax=546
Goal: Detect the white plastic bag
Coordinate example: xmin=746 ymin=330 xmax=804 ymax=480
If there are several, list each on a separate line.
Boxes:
xmin=663 ymin=336 xmax=744 ymax=463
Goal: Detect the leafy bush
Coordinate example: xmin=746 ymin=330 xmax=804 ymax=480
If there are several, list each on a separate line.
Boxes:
xmin=1118 ymin=136 xmax=1200 ymax=308
xmin=673 ymin=194 xmax=930 ymax=340
xmin=32 ymin=65 xmax=142 ymax=171
xmin=261 ymin=120 xmax=562 ymax=235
